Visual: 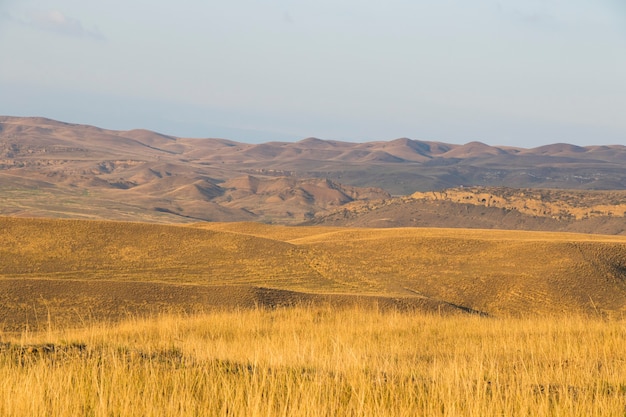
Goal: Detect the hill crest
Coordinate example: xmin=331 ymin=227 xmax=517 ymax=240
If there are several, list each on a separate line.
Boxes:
xmin=1 ymin=116 xmax=625 ymax=224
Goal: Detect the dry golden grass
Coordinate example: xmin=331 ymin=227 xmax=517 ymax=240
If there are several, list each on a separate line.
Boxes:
xmin=2 ymin=217 xmax=626 ymax=415
xmin=1 ymin=307 xmax=625 ymax=416
xmin=1 ymin=217 xmax=626 ymax=331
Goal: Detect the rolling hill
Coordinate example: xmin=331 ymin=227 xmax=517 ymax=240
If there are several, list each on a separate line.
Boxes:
xmin=1 ymin=116 xmax=625 ymax=225
xmin=1 ymin=217 xmax=626 ymax=330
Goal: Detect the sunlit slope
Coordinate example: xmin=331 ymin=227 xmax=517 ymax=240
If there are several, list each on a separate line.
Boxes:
xmin=0 ymin=217 xmax=322 ymax=288
xmin=280 ymin=228 xmax=626 ymax=315
xmin=192 ymin=221 xmax=346 ymax=242
xmin=200 ymin=223 xmax=626 ymax=315
xmin=2 ymin=217 xmax=626 ymax=321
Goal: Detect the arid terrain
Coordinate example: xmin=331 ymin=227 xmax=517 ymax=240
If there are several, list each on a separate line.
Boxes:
xmin=2 ymin=116 xmax=625 ymax=228
xmin=310 ymin=187 xmax=626 ymax=234
xmin=2 ymin=117 xmax=626 ymax=415
xmin=2 ymin=116 xmax=626 ymax=325
xmin=2 ymin=217 xmax=626 ymax=331
xmin=2 ymin=217 xmax=626 ymax=416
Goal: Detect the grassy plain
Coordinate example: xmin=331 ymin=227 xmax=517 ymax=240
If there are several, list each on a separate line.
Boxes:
xmin=1 ymin=308 xmax=626 ymax=416
xmin=1 ymin=217 xmax=626 ymax=330
xmin=1 ymin=217 xmax=626 ymax=415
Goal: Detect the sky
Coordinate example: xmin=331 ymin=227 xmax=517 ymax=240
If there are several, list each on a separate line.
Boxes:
xmin=1 ymin=1 xmax=625 ymax=147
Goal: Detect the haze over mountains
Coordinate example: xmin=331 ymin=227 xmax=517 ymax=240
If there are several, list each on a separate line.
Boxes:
xmin=1 ymin=116 xmax=625 ymax=229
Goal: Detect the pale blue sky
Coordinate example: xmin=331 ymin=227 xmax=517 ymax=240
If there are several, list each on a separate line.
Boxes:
xmin=1 ymin=0 xmax=625 ymax=146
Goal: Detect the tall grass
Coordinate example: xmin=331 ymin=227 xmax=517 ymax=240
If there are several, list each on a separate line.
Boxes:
xmin=1 ymin=307 xmax=625 ymax=416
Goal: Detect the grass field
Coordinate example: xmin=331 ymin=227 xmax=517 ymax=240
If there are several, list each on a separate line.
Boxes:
xmin=1 ymin=307 xmax=626 ymax=416
xmin=1 ymin=217 xmax=626 ymax=415
xmin=1 ymin=217 xmax=626 ymax=330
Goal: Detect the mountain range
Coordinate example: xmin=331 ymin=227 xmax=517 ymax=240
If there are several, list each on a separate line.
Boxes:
xmin=1 ymin=116 xmax=625 ymax=229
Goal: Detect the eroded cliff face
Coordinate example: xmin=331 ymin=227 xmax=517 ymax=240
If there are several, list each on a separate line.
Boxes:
xmin=309 ymin=187 xmax=626 ymax=235
xmin=411 ymin=188 xmax=626 ymax=220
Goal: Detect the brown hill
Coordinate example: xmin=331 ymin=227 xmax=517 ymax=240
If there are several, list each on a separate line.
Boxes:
xmin=2 ymin=116 xmax=626 ymax=225
xmin=1 ymin=117 xmax=400 ymax=223
xmin=440 ymin=141 xmax=509 ymax=158
xmin=215 ymin=176 xmax=389 ymax=221
xmin=1 ymin=217 xmax=626 ymax=330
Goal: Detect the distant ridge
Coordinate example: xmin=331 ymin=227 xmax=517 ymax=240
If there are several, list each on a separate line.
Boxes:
xmin=1 ymin=116 xmax=625 ymax=224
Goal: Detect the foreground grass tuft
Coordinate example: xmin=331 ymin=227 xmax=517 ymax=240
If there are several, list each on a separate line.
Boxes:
xmin=1 ymin=307 xmax=625 ymax=416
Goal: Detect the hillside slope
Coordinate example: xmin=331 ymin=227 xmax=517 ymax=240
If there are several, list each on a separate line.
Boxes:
xmin=1 ymin=218 xmax=625 ymax=329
